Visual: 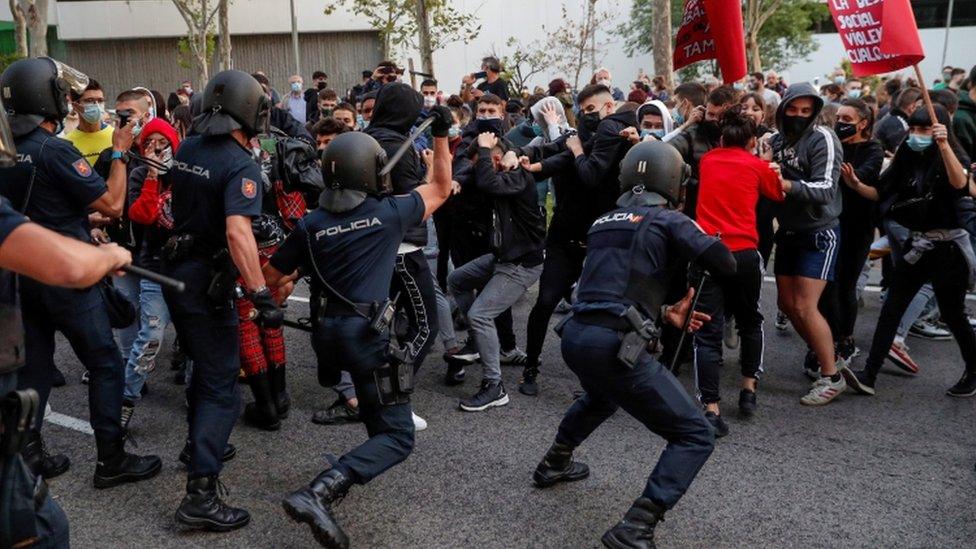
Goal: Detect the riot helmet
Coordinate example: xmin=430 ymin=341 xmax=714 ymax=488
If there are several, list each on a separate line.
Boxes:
xmin=617 ymin=140 xmax=689 ymax=208
xmin=192 ymin=70 xmax=270 ymax=137
xmin=319 ymin=132 xmax=391 ymax=213
xmin=1 ymin=57 xmax=89 ymax=137
xmin=0 ymin=101 xmax=16 ymax=167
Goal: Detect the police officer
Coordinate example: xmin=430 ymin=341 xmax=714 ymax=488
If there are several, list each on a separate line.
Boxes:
xmin=162 ymin=69 xmax=282 ymax=531
xmin=530 ymin=141 xmax=736 ymax=549
xmin=263 ymin=106 xmax=454 ymax=548
xmin=0 ymin=57 xmax=162 ymax=486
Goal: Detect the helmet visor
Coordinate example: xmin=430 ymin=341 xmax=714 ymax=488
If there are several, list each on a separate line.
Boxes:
xmin=0 ymin=100 xmax=16 ymax=167
xmin=48 ymin=58 xmax=89 ymax=95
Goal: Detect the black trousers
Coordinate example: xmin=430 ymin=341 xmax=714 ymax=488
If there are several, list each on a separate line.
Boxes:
xmin=820 ymin=217 xmax=874 ymax=341
xmin=450 ymin=222 xmax=517 ymax=350
xmin=391 ymin=250 xmax=439 ymax=367
xmin=692 ymin=249 xmax=766 ymax=404
xmin=756 ymin=198 xmax=778 ymax=269
xmin=525 ymin=239 xmax=587 ymax=365
xmin=864 ymin=241 xmax=976 ymax=377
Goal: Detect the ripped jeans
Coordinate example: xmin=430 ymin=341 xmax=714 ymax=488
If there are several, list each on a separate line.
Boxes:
xmin=123 ymin=279 xmax=175 ymax=402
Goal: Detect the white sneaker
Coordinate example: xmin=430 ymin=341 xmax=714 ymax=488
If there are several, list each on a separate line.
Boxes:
xmin=723 ymin=318 xmax=740 ymax=349
xmin=412 ymin=412 xmax=428 ymax=432
xmin=800 ymin=376 xmax=846 ymax=406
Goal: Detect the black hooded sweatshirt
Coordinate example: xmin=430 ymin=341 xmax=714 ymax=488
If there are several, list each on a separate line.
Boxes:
xmin=473 ymin=147 xmax=545 ymax=265
xmin=365 ymin=83 xmax=427 ymax=247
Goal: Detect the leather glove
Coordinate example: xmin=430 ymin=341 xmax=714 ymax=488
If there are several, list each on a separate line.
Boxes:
xmin=249 ymin=287 xmax=284 ymax=329
xmin=428 ymin=105 xmax=454 ymax=138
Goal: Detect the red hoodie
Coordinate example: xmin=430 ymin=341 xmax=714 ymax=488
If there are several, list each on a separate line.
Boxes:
xmin=128 ymin=118 xmax=180 ymax=226
xmin=696 ymin=147 xmax=784 ymax=252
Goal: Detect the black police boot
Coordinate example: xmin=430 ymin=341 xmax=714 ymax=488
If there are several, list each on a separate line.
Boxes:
xmin=21 ymin=431 xmax=71 ymax=480
xmin=178 ymin=439 xmax=237 ymax=466
xmin=175 ymin=475 xmax=251 ymax=532
xmin=270 ymin=363 xmax=291 ymax=419
xmin=282 ymin=468 xmax=353 ymax=549
xmin=93 ymin=439 xmax=162 ymax=489
xmin=601 ymin=497 xmax=665 ymax=549
xmin=533 ymin=441 xmax=590 ymax=488
xmin=243 ymin=372 xmax=281 ymax=431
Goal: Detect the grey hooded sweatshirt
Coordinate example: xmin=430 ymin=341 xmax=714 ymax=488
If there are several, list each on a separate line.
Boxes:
xmin=770 ymin=82 xmax=843 ymax=232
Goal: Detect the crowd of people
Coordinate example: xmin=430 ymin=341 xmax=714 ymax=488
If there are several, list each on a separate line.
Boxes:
xmin=0 ymin=52 xmax=974 ymax=548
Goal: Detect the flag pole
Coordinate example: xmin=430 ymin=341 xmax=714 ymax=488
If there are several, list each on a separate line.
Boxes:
xmin=912 ymin=64 xmax=939 ymax=124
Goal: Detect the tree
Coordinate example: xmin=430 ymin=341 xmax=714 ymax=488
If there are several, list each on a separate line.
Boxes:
xmin=543 ymin=0 xmax=612 ymax=89
xmin=499 ymin=37 xmax=554 ymax=96
xmin=616 ymin=0 xmax=677 ymax=88
xmin=10 ymin=0 xmax=47 ymax=57
xmin=752 ymin=0 xmax=828 ymax=72
xmin=218 ymin=0 xmax=232 ymax=71
xmin=8 ymin=1 xmax=27 ymax=57
xmin=172 ymin=0 xmax=221 ymax=85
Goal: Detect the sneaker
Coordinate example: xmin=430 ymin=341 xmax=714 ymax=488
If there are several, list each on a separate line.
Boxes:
xmin=723 ymin=318 xmax=739 ymax=349
xmin=444 ymin=339 xmax=479 ymax=365
xmin=500 ymin=347 xmax=528 ymax=366
xmin=703 ymin=411 xmax=729 ymax=438
xmin=554 ymin=299 xmax=573 ymax=314
xmin=459 ymin=380 xmax=509 ymax=412
xmin=836 ymin=339 xmax=860 ymax=367
xmin=841 ymin=367 xmax=876 ymax=396
xmin=946 ymin=372 xmax=976 ymax=397
xmin=80 ymin=370 xmax=90 ymax=385
xmin=803 ymin=350 xmax=820 ymax=381
xmin=518 ymin=365 xmax=540 ymax=396
xmin=738 ymin=389 xmax=757 ymax=418
xmin=886 ymin=342 xmax=920 ymax=374
xmin=412 ymin=412 xmax=428 ymax=432
xmin=775 ymin=311 xmax=790 ymax=331
xmin=444 ymin=363 xmax=466 ymax=386
xmin=121 ymin=401 xmax=135 ymax=432
xmin=909 ymin=320 xmax=952 ymax=341
xmin=800 ymin=375 xmax=846 ymax=406
xmin=311 ymin=399 xmax=361 ymax=425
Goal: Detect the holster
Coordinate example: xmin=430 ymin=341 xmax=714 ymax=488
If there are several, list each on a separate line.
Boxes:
xmin=206 ymin=249 xmax=239 ymax=307
xmin=373 ymin=360 xmax=414 ymax=406
xmin=162 ymin=234 xmax=196 ymax=262
xmin=616 ymin=306 xmax=658 ymax=369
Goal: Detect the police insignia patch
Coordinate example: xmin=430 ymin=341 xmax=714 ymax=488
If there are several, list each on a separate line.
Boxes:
xmin=72 ymin=158 xmax=92 ymax=177
xmin=242 ymin=178 xmax=257 ymax=199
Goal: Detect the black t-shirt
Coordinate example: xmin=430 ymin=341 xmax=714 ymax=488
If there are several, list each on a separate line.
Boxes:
xmin=169 ymin=135 xmax=263 ymax=251
xmin=0 ymin=127 xmax=106 ymax=241
xmin=880 ymin=144 xmax=971 ymax=231
xmin=270 ymin=192 xmax=424 ymax=304
xmin=478 ymin=78 xmax=509 ymax=100
xmin=839 ymin=140 xmax=884 ymax=225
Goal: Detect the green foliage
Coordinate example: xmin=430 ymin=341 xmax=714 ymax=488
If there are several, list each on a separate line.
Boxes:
xmin=757 ymin=0 xmax=829 ymax=71
xmin=0 ymin=53 xmax=25 ymax=73
xmin=176 ymin=34 xmax=216 ymax=70
xmin=615 ymin=0 xmax=685 ymax=58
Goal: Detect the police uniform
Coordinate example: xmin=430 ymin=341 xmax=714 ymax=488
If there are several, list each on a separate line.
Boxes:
xmin=162 ymin=133 xmax=262 ymax=478
xmin=270 ymin=191 xmax=425 ymax=482
xmin=0 ymin=196 xmax=28 ymax=395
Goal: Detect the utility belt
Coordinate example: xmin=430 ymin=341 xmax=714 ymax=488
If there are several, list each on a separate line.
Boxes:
xmin=570 ymin=306 xmax=660 ymax=369
xmin=163 ymin=234 xmax=238 ymax=306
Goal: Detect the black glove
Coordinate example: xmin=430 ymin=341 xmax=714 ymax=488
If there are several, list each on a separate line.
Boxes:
xmin=428 ymin=105 xmax=454 ymax=138
xmin=249 ymin=287 xmax=284 ymax=329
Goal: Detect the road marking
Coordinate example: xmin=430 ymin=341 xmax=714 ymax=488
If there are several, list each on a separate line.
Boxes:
xmin=761 ymin=276 xmax=976 ymax=300
xmin=46 ymin=412 xmax=94 ymax=435
xmin=288 ymin=296 xmax=309 ymax=303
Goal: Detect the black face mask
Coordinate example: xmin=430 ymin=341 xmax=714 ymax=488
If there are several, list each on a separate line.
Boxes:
xmin=580 ymin=111 xmax=601 ymax=134
xmin=834 ymin=121 xmax=858 ymax=141
xmin=475 ymin=117 xmax=504 ymax=135
xmin=317 ymin=81 xmax=327 ymax=90
xmin=698 ymin=120 xmax=721 ymax=143
xmin=782 ymin=115 xmax=811 ymax=138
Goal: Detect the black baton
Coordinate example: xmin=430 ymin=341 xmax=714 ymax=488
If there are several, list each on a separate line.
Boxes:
xmin=122 ymin=265 xmax=186 ymax=293
xmin=669 ymin=273 xmax=708 ymax=373
xmin=283 ymin=318 xmax=312 ymax=333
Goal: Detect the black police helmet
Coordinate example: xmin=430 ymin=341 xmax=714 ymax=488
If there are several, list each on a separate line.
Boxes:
xmin=1 ymin=57 xmax=88 ymax=137
xmin=617 ymin=140 xmax=689 ymax=208
xmin=192 ymin=69 xmax=270 ymax=137
xmin=319 ymin=132 xmax=391 ymax=212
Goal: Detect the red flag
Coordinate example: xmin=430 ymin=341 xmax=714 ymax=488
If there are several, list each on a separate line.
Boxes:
xmin=827 ymin=0 xmax=925 ymax=77
xmin=672 ymin=0 xmax=747 ymax=84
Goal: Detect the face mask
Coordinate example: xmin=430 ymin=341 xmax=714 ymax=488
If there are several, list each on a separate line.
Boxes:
xmin=834 ymin=121 xmax=858 ymax=141
xmin=580 ymin=111 xmax=601 ymax=134
xmin=448 ymin=125 xmax=461 ymax=138
xmin=531 ymin=123 xmax=543 ymax=137
xmin=597 ymin=78 xmax=612 ymax=89
xmin=906 ymin=133 xmax=933 ymax=152
xmin=356 ymin=114 xmax=367 ymax=129
xmin=943 ymin=72 xmax=952 ymax=82
xmin=183 ymin=86 xmax=193 ymax=94
xmin=698 ymin=120 xmax=720 ymax=142
xmin=131 ymin=118 xmax=144 ymax=138
xmin=155 ymin=146 xmax=174 ymax=174
xmin=320 ymin=107 xmax=333 ymax=117
xmin=475 ymin=117 xmax=504 ymax=135
xmin=833 ymin=76 xmax=845 ymax=85
xmin=733 ymin=82 xmax=745 ymax=91
xmin=81 ymin=103 xmax=104 ymax=125
xmin=847 ymin=89 xmax=862 ymax=99
xmin=423 ymin=95 xmax=436 ymax=109
xmin=671 ymin=108 xmax=685 ymax=125
xmin=640 ymin=128 xmax=664 ymax=139
xmin=317 ymin=81 xmax=327 ymax=90
xmin=290 ymin=82 xmax=302 ymax=93
xmin=781 ymin=114 xmax=810 ymax=137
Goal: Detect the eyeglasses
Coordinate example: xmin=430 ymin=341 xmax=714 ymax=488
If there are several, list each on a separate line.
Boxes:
xmin=79 ymin=98 xmax=104 ymax=106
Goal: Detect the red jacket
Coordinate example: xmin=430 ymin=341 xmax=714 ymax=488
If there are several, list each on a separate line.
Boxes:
xmin=696 ymin=147 xmax=784 ymax=252
xmin=128 ymin=118 xmax=180 ymax=226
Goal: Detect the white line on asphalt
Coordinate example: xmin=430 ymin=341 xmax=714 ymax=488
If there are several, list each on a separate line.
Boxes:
xmin=46 ymin=412 xmax=94 ymax=435
xmin=761 ymin=276 xmax=976 ymax=300
xmin=288 ymin=296 xmax=310 ymax=303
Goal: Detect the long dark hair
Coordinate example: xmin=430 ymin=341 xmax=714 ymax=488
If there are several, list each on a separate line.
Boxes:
xmin=839 ymin=98 xmax=874 ymax=139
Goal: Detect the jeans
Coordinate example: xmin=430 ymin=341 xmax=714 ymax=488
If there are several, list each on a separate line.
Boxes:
xmin=692 ymin=249 xmax=766 ymax=404
xmin=449 ymin=254 xmax=542 ymax=382
xmin=312 ymin=316 xmax=414 ymax=484
xmin=555 ymin=318 xmax=714 ymax=509
xmin=113 ymin=273 xmax=141 ymax=364
xmin=424 ymin=219 xmax=457 ymax=350
xmin=123 ymin=279 xmax=175 ymax=402
xmin=525 ymin=240 xmax=587 ymax=366
xmin=18 ymin=280 xmax=123 ymax=450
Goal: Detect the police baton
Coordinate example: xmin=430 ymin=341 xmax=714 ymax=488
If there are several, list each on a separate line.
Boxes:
xmin=378 ymin=117 xmax=435 ymax=177
xmin=668 ymin=273 xmax=709 ymax=373
xmin=122 ymin=265 xmax=186 ymax=293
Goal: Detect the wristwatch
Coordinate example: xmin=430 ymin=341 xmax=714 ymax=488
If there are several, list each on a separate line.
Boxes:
xmin=111 ymin=150 xmax=128 ymax=163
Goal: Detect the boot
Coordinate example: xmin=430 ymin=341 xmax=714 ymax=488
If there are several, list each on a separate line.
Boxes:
xmin=243 ymin=371 xmax=281 ymax=431
xmin=93 ymin=439 xmax=162 ymax=489
xmin=282 ymin=467 xmax=353 ymax=549
xmin=270 ymin=364 xmax=291 ymax=419
xmin=175 ymin=476 xmax=251 ymax=532
xmin=518 ymin=362 xmax=541 ymax=396
xmin=601 ymin=497 xmax=665 ymax=549
xmin=178 ymin=439 xmax=237 ymax=466
xmin=21 ymin=431 xmax=71 ymax=480
xmin=533 ymin=441 xmax=589 ymax=488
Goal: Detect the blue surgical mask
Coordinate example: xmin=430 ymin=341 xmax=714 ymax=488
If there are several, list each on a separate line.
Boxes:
xmin=834 ymin=76 xmax=845 ymax=85
xmin=671 ymin=108 xmax=684 ymax=125
xmin=448 ymin=125 xmax=461 ymax=138
xmin=640 ymin=128 xmax=665 ymax=139
xmin=291 ymin=82 xmax=302 ymax=93
xmin=847 ymin=89 xmax=862 ymax=99
xmin=733 ymin=82 xmax=745 ymax=91
xmin=356 ymin=114 xmax=366 ymax=129
xmin=906 ymin=133 xmax=933 ymax=152
xmin=81 ymin=103 xmax=104 ymax=125
xmin=131 ymin=118 xmax=143 ymax=138
xmin=531 ymin=123 xmax=543 ymax=137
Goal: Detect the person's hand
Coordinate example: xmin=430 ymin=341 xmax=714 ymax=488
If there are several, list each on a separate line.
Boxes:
xmin=461 ymin=73 xmax=475 ymax=86
xmin=112 ymin=119 xmax=135 ymax=153
xmin=759 ymin=134 xmax=774 ymax=161
xmin=249 ymin=287 xmax=284 ymax=329
xmin=277 ymin=281 xmax=295 ymax=303
xmin=933 ymin=123 xmax=949 ymax=145
xmin=451 ymin=180 xmax=462 ymax=195
xmin=143 ymin=147 xmax=160 ymax=179
xmin=471 ymin=88 xmax=485 ymax=99
xmin=477 ymin=131 xmax=497 ymax=149
xmin=500 ymin=150 xmax=519 ymax=171
xmin=99 ymin=242 xmax=132 ymax=276
xmin=89 ymin=211 xmax=113 ymax=227
xmin=90 ymin=227 xmax=110 ymax=244
xmin=566 ymin=134 xmax=583 ymax=156
xmin=840 ymin=162 xmax=860 ymax=189
xmin=420 ymin=148 xmax=434 ymax=170
xmin=540 ymin=102 xmax=562 ymax=126
xmin=428 ymin=105 xmax=453 ymax=137
xmin=518 ymin=155 xmax=540 ymax=173
xmin=619 ymin=127 xmax=640 ymax=145
xmin=665 ymin=287 xmax=711 ymax=332
xmin=780 ymin=176 xmax=792 ymax=193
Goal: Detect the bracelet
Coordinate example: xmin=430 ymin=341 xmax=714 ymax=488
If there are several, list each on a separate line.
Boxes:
xmin=249 ymin=285 xmax=269 ymax=296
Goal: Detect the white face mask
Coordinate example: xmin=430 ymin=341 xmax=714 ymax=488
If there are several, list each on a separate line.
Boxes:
xmin=597 ymin=78 xmax=612 ymax=89
xmin=423 ymin=95 xmax=436 ymax=108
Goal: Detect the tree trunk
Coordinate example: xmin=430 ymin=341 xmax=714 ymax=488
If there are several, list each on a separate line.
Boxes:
xmin=650 ymin=0 xmax=673 ymax=88
xmin=196 ymin=0 xmax=210 ymax=84
xmin=415 ymin=0 xmax=434 ymax=76
xmin=746 ymin=31 xmax=762 ymax=73
xmin=218 ymin=0 xmax=231 ymax=70
xmin=10 ymin=1 xmax=27 ymax=57
xmin=26 ymin=0 xmax=48 ymax=57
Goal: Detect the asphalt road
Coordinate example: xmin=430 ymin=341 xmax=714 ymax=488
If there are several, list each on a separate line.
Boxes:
xmin=39 ymin=278 xmax=976 ymax=548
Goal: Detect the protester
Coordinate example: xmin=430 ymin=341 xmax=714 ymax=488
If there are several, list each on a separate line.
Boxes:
xmin=64 ymin=80 xmax=113 ymax=165
xmin=281 ymin=74 xmax=307 ymax=123
xmin=875 ymin=86 xmax=922 ymax=154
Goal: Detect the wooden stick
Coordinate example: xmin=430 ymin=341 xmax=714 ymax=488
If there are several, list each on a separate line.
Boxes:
xmin=913 ymin=63 xmax=939 ymax=124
